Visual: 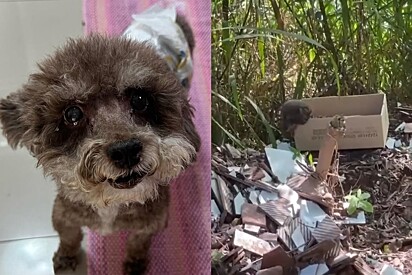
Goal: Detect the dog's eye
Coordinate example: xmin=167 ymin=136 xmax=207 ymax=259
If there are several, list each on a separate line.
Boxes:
xmin=64 ymin=106 xmax=83 ymax=125
xmin=130 ymin=89 xmax=149 ymax=112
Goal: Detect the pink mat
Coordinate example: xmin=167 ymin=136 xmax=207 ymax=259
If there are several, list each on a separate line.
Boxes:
xmin=83 ymin=1 xmax=210 ymax=274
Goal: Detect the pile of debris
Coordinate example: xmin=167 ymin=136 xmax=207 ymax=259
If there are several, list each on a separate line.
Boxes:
xmin=211 ymin=115 xmax=412 ymax=275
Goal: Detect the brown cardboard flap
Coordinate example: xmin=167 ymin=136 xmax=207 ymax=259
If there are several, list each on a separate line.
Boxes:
xmin=295 ymin=94 xmax=389 ymax=151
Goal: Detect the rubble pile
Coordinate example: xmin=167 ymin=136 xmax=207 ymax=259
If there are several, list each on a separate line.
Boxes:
xmin=211 ymin=112 xmax=412 ymax=275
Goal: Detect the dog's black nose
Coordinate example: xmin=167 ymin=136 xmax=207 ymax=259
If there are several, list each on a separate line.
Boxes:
xmin=107 ymin=139 xmax=142 ymax=169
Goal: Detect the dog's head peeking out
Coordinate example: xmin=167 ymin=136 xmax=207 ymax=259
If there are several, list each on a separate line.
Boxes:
xmin=0 ymin=35 xmax=200 ymax=207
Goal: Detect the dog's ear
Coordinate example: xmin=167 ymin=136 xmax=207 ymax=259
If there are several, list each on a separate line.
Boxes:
xmin=182 ymin=100 xmax=201 ymax=153
xmin=0 ymin=90 xmax=29 ymax=149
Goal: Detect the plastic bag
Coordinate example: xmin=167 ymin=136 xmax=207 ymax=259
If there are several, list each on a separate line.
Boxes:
xmin=123 ymin=4 xmax=193 ymax=88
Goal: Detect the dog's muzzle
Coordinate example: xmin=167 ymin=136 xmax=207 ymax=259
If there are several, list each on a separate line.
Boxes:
xmin=106 ymin=138 xmax=142 ymax=169
xmin=106 ymin=138 xmax=147 ymax=189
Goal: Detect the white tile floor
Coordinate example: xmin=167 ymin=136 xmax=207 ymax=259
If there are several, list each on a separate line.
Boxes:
xmin=0 ymin=0 xmax=86 ymax=274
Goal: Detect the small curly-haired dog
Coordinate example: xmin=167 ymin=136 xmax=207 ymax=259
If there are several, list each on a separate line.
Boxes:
xmin=0 ymin=16 xmax=200 ymax=275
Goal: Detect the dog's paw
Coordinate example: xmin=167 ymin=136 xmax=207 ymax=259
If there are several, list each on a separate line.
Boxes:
xmin=53 ymin=252 xmax=78 ymax=272
xmin=123 ymin=258 xmax=148 ymax=275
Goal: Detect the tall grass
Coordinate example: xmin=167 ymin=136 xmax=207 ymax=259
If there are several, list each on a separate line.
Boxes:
xmin=212 ymin=0 xmax=412 ymax=148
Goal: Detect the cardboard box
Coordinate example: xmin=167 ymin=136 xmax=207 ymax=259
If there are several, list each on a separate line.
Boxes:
xmin=294 ymin=93 xmax=389 ymax=151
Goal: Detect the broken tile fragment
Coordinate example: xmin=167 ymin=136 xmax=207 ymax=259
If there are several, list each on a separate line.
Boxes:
xmin=233 ymin=184 xmax=240 ymax=194
xmin=265 ymin=148 xmax=305 ymax=183
xmin=256 ymin=266 xmax=283 ymax=275
xmin=248 ymin=189 xmax=260 ymax=205
xmin=211 ymin=199 xmax=221 ymax=220
xmin=258 ymin=232 xmax=278 ymax=243
xmin=232 ymin=249 xmax=245 ymax=266
xmin=278 ymin=184 xmax=300 ymax=216
xmin=259 ymin=161 xmax=280 ymax=182
xmin=300 ymin=200 xmax=327 ymax=230
xmin=211 ymin=171 xmax=222 ymax=211
xmin=228 ymin=166 xmax=241 ymax=177
xmin=329 ymin=252 xmax=357 ymax=272
xmin=277 ymin=184 xmax=299 ymax=203
xmin=312 ymin=215 xmax=341 ymax=242
xmin=386 ymin=137 xmax=396 ymax=149
xmin=276 ymin=141 xmax=292 ymax=151
xmin=406 ymin=123 xmax=412 ymax=133
xmin=395 ymin=122 xmax=405 ymax=132
xmin=380 ymin=264 xmax=402 ymax=275
xmin=278 ymin=225 xmax=295 ymax=250
xmin=394 ymin=139 xmax=402 ymax=148
xmin=233 ymin=229 xmax=272 ymax=256
xmin=261 ymin=170 xmax=273 ymax=183
xmin=234 ymin=192 xmax=246 ymax=215
xmin=258 ymin=192 xmax=267 ymax=204
xmin=238 ymin=258 xmax=254 ymax=273
xmin=259 ymin=190 xmax=279 ymax=203
xmin=226 ymin=225 xmax=242 ymax=236
xmin=221 ymin=246 xmax=243 ymax=263
xmin=278 ymin=217 xmax=312 ymax=251
xmin=291 ymin=227 xmax=306 ymax=252
xmin=216 ymin=174 xmax=234 ymax=222
xmin=300 ymin=264 xmax=329 ymax=275
xmin=244 ymin=224 xmax=260 ymax=235
xmin=353 ymin=257 xmax=378 ymax=275
xmin=259 ymin=198 xmax=292 ymax=226
xmin=340 ymin=211 xmax=366 ymax=225
xmin=250 ymin=167 xmax=266 ymax=181
xmin=261 ymin=245 xmax=295 ymax=269
xmin=241 ymin=203 xmax=267 ymax=227
xmin=225 ymin=143 xmax=241 ymax=159
xmin=296 ymin=239 xmax=341 ymax=265
xmin=288 ymin=175 xmax=333 ymax=209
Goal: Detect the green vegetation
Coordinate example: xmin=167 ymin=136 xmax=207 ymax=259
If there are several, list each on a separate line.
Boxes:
xmin=344 ymin=189 xmax=374 ymax=215
xmin=212 ymin=0 xmax=412 ymax=148
xmin=211 ymin=250 xmax=224 ymax=264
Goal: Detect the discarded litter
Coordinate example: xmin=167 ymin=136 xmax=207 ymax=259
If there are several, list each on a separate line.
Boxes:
xmin=265 ymin=148 xmax=306 ymax=183
xmin=212 ymin=101 xmax=411 ymax=275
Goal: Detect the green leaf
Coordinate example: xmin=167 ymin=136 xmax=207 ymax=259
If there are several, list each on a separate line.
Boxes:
xmin=350 ymin=196 xmax=359 ymax=205
xmin=309 ymin=48 xmax=316 ymax=62
xmin=212 ymin=91 xmax=237 ymax=110
xmin=360 ymin=192 xmax=371 ymax=200
xmin=327 ymin=53 xmax=341 ymax=96
xmin=308 ymin=153 xmax=314 ymax=166
xmin=212 ymin=117 xmax=245 ymax=149
xmin=258 ymin=39 xmax=266 ymax=76
xmin=358 ymin=201 xmax=374 ymax=213
xmin=383 ymin=244 xmax=391 ymax=254
xmin=340 ymin=0 xmax=350 ymax=39
xmin=211 ymin=250 xmax=224 ymax=263
xmin=211 ymin=92 xmax=265 ymax=147
xmin=344 ymin=194 xmax=353 ymax=201
xmin=245 ymin=96 xmax=277 ymax=147
xmin=289 ymin=146 xmax=301 ymax=159
xmin=347 ymin=202 xmax=357 ymax=216
xmin=229 ymin=75 xmax=244 ymax=121
xmin=256 ymin=13 xmax=266 ymax=77
xmin=215 ymin=27 xmax=327 ymax=50
xmin=357 ymin=189 xmax=362 ymax=198
xmin=293 ymin=66 xmax=306 ymax=99
xmin=221 ymin=20 xmax=232 ymax=70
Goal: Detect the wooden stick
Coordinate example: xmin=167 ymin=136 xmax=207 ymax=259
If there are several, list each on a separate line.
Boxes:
xmin=316 ymin=115 xmax=346 ymax=181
